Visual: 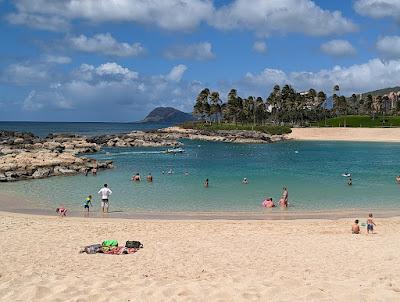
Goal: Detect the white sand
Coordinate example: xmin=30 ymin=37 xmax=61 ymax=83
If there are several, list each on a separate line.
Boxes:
xmin=287 ymin=128 xmax=400 ymax=142
xmin=1 ymin=211 xmax=400 ymax=301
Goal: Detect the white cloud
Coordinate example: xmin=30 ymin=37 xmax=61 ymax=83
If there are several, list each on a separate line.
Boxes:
xmin=22 ymin=90 xmax=41 ymax=111
xmin=7 ymin=61 xmax=195 ymax=119
xmin=211 ymin=0 xmax=357 ymax=36
xmin=354 ymin=0 xmax=400 ymax=19
xmin=9 ymin=0 xmax=357 ymax=36
xmin=44 ymin=55 xmax=71 ymax=64
xmin=68 ymin=33 xmax=145 ymax=57
xmin=164 ymin=42 xmax=215 ymax=60
xmin=6 ymin=12 xmax=69 ymax=31
xmin=2 ymin=63 xmax=48 ymax=84
xmin=240 ymin=58 xmax=400 ymax=96
xmin=74 ymin=62 xmax=139 ymax=82
xmin=9 ymin=0 xmax=213 ymax=31
xmin=320 ymin=40 xmax=356 ymax=57
xmin=253 ymin=41 xmax=267 ymax=54
xmin=376 ymin=36 xmax=400 ymax=58
xmin=165 ymin=65 xmax=188 ymax=82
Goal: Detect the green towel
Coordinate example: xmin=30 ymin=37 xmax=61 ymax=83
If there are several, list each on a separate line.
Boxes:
xmin=102 ymin=240 xmax=118 ymax=247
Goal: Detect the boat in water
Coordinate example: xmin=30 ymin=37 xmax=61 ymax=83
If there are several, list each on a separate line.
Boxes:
xmin=164 ymin=148 xmax=185 ymax=154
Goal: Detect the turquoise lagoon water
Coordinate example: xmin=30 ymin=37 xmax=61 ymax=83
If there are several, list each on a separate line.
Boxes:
xmin=2 ymin=139 xmax=400 ymax=213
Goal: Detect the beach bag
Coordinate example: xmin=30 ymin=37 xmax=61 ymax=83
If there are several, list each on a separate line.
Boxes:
xmin=102 ymin=240 xmax=118 ymax=247
xmin=83 ymin=244 xmax=102 ymax=254
xmin=125 ymin=241 xmax=143 ymax=249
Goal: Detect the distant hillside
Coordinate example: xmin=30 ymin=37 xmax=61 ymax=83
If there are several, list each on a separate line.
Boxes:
xmin=360 ymin=86 xmax=400 ymax=97
xmin=140 ymin=107 xmax=193 ymax=123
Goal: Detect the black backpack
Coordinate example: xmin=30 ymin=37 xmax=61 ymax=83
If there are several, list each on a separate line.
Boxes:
xmin=125 ymin=241 xmax=143 ymax=249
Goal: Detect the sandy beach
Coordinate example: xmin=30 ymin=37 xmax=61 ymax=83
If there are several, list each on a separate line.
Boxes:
xmin=287 ymin=128 xmax=400 ymax=142
xmin=1 ymin=211 xmax=400 ymax=301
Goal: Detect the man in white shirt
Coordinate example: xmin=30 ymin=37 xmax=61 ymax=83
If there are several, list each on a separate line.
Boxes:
xmin=98 ymin=184 xmax=112 ymax=213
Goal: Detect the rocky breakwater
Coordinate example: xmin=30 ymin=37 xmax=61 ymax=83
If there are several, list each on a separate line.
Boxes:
xmin=0 ymin=131 xmax=113 ymax=182
xmin=158 ymin=127 xmax=286 ymax=143
xmin=88 ymin=131 xmax=182 ymax=147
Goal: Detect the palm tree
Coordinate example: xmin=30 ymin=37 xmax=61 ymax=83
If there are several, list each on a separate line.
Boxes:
xmin=317 ymin=91 xmax=327 ymax=126
xmin=365 ymin=94 xmax=373 ymax=118
xmin=227 ymin=89 xmax=239 ymax=124
xmin=209 ymin=91 xmax=222 ymax=123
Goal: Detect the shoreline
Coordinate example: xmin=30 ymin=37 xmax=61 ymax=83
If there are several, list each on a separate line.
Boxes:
xmin=287 ymin=127 xmax=400 ymax=142
xmin=1 ymin=192 xmax=399 ymax=221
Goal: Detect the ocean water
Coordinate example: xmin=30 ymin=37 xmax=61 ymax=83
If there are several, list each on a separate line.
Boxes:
xmin=2 ymin=138 xmax=400 ymax=213
xmin=0 ymin=121 xmax=171 ymax=137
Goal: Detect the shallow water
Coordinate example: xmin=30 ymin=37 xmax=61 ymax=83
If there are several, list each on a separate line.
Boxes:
xmin=2 ymin=139 xmax=400 ymax=213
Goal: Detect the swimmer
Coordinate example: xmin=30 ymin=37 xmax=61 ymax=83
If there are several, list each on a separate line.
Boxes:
xmin=204 ymin=178 xmax=209 ymax=188
xmin=242 ymin=178 xmax=248 ymax=184
xmin=147 ymin=173 xmax=153 ymax=182
xmin=56 ymin=207 xmax=67 ymax=217
xmin=262 ymin=198 xmax=275 ymax=208
xmin=132 ymin=173 xmax=141 ymax=181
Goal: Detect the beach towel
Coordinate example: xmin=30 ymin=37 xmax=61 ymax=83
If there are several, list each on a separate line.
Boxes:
xmin=102 ymin=240 xmax=118 ymax=247
xmin=102 ymin=246 xmax=138 ymax=255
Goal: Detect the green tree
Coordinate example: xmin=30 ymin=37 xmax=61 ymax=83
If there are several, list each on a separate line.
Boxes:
xmin=209 ymin=91 xmax=222 ymax=123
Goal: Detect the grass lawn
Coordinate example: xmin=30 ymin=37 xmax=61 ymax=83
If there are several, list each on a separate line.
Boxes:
xmin=180 ymin=122 xmax=292 ymax=135
xmin=312 ymin=115 xmax=400 ymax=127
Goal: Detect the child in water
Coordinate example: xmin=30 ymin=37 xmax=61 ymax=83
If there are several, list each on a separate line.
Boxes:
xmin=367 ymin=213 xmax=376 ymax=234
xmin=83 ymin=195 xmax=92 ymax=212
xmin=56 ymin=207 xmax=67 ymax=217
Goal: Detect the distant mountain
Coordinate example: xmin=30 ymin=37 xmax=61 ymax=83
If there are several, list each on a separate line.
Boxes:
xmin=139 ymin=107 xmax=193 ymax=123
xmin=359 ymin=86 xmax=400 ymax=98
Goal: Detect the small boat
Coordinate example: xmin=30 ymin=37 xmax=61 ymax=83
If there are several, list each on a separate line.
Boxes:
xmin=164 ymin=148 xmax=185 ymax=154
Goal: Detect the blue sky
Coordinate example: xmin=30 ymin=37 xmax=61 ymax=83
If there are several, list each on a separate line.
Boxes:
xmin=1 ymin=0 xmax=400 ymax=122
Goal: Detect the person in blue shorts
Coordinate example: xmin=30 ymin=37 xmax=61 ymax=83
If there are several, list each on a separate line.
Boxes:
xmin=83 ymin=195 xmax=92 ymax=213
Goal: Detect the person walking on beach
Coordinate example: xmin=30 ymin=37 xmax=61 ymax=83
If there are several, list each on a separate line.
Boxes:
xmin=367 ymin=213 xmax=376 ymax=234
xmin=98 ymin=184 xmax=112 ymax=213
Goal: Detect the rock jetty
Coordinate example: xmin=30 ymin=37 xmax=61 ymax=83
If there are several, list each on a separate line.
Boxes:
xmin=0 ymin=131 xmax=112 ymax=182
xmin=88 ymin=131 xmax=181 ymax=147
xmin=157 ymin=127 xmax=286 ymax=143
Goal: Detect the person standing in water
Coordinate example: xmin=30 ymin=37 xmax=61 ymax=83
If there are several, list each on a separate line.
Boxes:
xmin=279 ymin=187 xmax=288 ymax=207
xmin=348 ymin=178 xmax=352 ymax=186
xmin=98 ymin=184 xmax=112 ymax=213
xmin=83 ymin=195 xmax=92 ymax=213
xmin=204 ymin=179 xmax=209 ymax=188
xmin=147 ymin=173 xmax=153 ymax=182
